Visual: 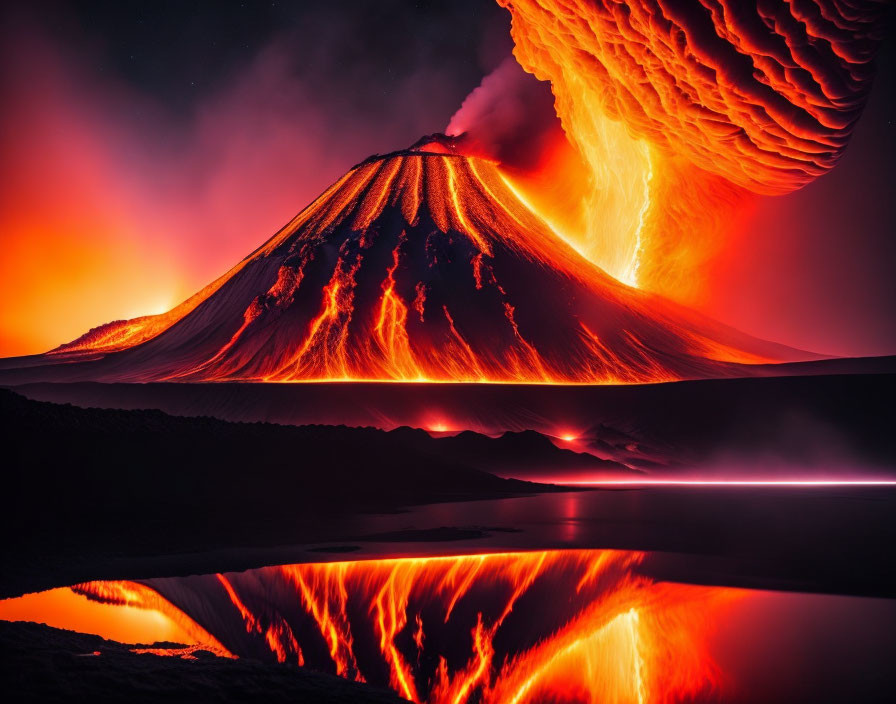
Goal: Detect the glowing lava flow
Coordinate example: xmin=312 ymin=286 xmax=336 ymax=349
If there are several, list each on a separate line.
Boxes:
xmin=3 ymin=550 xmax=741 ymax=704
xmin=27 ymin=143 xmax=803 ymax=385
xmin=502 ymin=89 xmax=656 ymax=289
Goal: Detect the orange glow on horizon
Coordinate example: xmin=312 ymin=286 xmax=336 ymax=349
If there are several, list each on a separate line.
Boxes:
xmin=0 ymin=34 xmax=193 ymax=358
xmin=0 ymin=215 xmax=188 ymax=358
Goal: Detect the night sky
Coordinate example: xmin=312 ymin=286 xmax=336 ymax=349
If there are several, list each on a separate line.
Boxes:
xmin=1 ymin=0 xmax=893 ymax=357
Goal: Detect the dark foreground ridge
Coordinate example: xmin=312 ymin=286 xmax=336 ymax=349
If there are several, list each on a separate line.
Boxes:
xmin=1 ymin=389 xmax=569 ymax=598
xmin=0 ymin=621 xmax=408 ymax=704
xmin=4 ymin=380 xmax=895 ymax=601
xmin=9 ymin=362 xmax=896 ymax=472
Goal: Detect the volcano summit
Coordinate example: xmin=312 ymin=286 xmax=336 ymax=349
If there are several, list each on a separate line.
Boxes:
xmin=4 ymin=137 xmax=804 ymax=384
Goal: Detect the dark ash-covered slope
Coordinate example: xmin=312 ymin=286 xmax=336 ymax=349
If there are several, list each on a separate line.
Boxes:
xmin=0 ymin=140 xmax=808 ymax=385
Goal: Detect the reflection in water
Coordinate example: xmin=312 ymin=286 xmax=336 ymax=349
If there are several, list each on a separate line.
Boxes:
xmin=4 ymin=550 xmax=895 ymax=702
xmin=0 ymin=581 xmax=231 ymax=656
xmin=1 ymin=550 xmax=741 ymax=703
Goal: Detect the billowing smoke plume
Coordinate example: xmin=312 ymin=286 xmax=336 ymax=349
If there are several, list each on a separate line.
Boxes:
xmin=499 ymin=0 xmax=888 ymax=195
xmin=446 ymin=56 xmax=561 ymax=170
xmin=448 ymin=0 xmax=891 ymax=328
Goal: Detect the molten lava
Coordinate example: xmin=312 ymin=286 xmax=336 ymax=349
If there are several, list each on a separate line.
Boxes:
xmin=19 ymin=140 xmax=802 ymax=385
xmin=2 ymin=550 xmax=740 ymax=703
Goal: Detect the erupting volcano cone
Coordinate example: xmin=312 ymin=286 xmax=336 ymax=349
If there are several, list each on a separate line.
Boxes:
xmin=15 ymin=137 xmax=805 ymax=384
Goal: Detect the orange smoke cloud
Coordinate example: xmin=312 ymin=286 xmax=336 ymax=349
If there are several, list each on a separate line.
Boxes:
xmin=477 ymin=1 xmax=887 ymax=307
xmin=447 ymin=54 xmax=752 ymax=301
xmin=499 ymin=0 xmax=887 ymax=195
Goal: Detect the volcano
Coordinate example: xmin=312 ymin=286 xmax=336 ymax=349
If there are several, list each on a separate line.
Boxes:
xmin=4 ymin=136 xmax=806 ymax=384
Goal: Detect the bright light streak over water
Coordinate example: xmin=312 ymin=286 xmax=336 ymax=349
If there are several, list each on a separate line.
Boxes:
xmin=552 ymin=480 xmax=896 ymax=487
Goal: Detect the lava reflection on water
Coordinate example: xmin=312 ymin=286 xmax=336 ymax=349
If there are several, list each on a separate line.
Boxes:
xmin=0 ymin=550 xmax=742 ymax=703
